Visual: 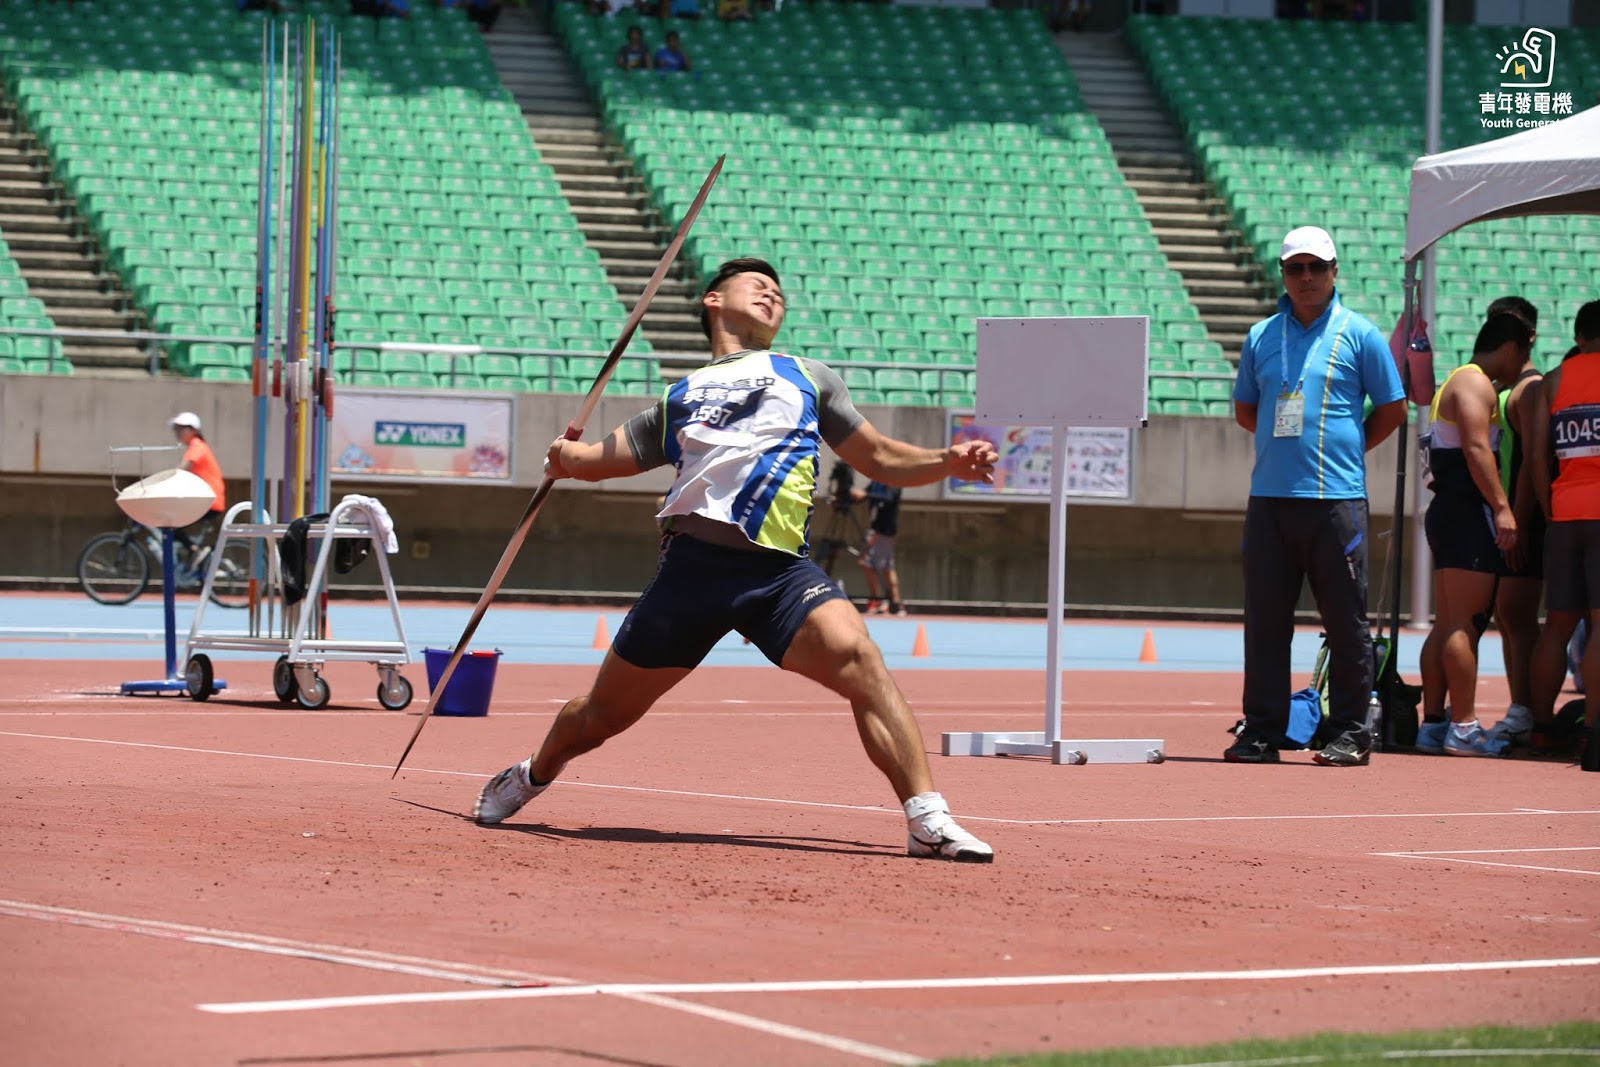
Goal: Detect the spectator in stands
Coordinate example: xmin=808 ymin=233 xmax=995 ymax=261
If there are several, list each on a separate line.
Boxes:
xmin=442 ymin=0 xmax=502 ymax=32
xmin=1526 ymin=300 xmax=1600 ymax=768
xmin=170 ymin=412 xmax=227 ymax=582
xmin=1414 ymin=314 xmax=1530 ymax=758
xmin=653 ymin=30 xmax=691 ymax=72
xmin=238 ymin=0 xmax=285 ymax=13
xmin=617 ymin=25 xmax=653 ymax=71
xmin=853 ymin=480 xmax=907 ymax=615
xmin=715 ymin=0 xmax=751 ymax=23
xmin=1050 ymin=0 xmax=1091 ymax=32
xmin=471 ymin=258 xmax=1001 ymax=861
xmin=665 ymin=0 xmax=702 ymax=20
xmin=351 ymin=0 xmax=410 ymax=16
xmin=1227 ymin=226 xmax=1406 ymax=767
xmin=1483 ymin=297 xmax=1545 ymax=747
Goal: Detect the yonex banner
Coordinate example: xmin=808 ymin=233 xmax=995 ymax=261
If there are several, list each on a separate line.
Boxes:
xmin=330 ymin=390 xmax=514 ymax=482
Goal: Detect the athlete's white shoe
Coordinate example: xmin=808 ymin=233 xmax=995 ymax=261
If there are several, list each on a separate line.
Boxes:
xmin=473 ymin=758 xmax=548 ymax=824
xmin=904 ymin=792 xmax=994 ymax=863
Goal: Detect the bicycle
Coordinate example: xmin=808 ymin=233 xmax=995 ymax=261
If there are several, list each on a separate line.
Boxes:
xmin=76 ymin=518 xmax=252 ymax=609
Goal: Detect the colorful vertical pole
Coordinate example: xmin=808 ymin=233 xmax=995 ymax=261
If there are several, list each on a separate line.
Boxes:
xmin=320 ymin=31 xmax=342 ymax=517
xmin=250 ymin=22 xmax=278 ymax=635
xmin=310 ymin=20 xmax=338 ymax=518
xmin=283 ymin=22 xmax=307 ymax=524
xmin=294 ymin=18 xmax=316 ymax=521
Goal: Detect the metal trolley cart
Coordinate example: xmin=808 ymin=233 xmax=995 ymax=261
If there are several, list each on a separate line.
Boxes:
xmin=182 ymin=496 xmax=414 ymax=710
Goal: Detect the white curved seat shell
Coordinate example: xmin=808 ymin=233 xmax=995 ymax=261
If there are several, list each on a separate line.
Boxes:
xmin=116 ymin=468 xmax=216 ymax=528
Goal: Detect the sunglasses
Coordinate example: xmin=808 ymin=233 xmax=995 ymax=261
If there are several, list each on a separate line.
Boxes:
xmin=1282 ymin=260 xmax=1332 ymax=278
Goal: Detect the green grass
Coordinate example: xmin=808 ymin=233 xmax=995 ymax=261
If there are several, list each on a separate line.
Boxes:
xmin=933 ymin=1023 xmax=1600 ymax=1067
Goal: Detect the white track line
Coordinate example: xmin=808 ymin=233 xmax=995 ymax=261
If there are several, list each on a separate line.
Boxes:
xmin=6 ymin=731 xmax=1600 ymax=829
xmin=196 ymin=955 xmax=1600 ymax=1015
xmin=617 ymin=991 xmax=925 ymax=1066
xmin=0 ymin=899 xmax=558 ymax=987
xmin=1372 ymin=853 xmax=1600 ymax=877
xmin=1 ymin=898 xmax=914 ymax=1063
xmin=1382 ymin=847 xmax=1600 ymax=855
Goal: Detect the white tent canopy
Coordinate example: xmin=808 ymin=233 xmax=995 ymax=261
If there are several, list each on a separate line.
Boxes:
xmin=1403 ymin=104 xmax=1600 ymax=262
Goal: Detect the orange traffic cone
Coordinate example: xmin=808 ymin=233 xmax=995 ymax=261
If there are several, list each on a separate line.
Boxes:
xmin=592 ymin=616 xmax=610 ymax=651
xmin=912 ymin=623 xmax=930 ymax=658
xmin=1138 ymin=628 xmax=1158 ymax=664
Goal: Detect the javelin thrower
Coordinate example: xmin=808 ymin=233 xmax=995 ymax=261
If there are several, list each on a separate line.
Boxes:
xmin=473 ymin=257 xmax=1001 ymax=862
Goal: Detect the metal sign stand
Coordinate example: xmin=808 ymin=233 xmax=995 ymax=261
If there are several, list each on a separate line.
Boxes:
xmin=940 ymin=317 xmax=1161 ymax=766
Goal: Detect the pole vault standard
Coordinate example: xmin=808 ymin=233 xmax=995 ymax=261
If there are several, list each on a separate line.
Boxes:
xmin=940 ymin=316 xmax=1163 ymax=766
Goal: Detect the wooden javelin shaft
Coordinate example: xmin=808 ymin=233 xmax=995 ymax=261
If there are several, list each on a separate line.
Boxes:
xmin=391 ymin=155 xmax=726 ymax=778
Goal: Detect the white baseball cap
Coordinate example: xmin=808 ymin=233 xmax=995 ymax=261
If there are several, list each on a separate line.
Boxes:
xmin=169 ymin=411 xmax=202 ymax=430
xmin=1280 ymin=226 xmax=1338 ymax=263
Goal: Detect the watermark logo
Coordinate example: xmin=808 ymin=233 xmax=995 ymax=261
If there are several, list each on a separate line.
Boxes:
xmin=1496 ymin=27 xmax=1554 ymax=88
xmin=1478 ymin=27 xmax=1572 ymax=130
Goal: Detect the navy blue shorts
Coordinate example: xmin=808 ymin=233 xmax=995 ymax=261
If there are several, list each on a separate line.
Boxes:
xmin=1425 ymin=493 xmax=1502 ymax=575
xmin=612 ymin=534 xmax=849 ymax=669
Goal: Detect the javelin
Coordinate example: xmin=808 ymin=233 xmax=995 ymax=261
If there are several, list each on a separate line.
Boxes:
xmin=391 ymin=154 xmax=725 ymax=778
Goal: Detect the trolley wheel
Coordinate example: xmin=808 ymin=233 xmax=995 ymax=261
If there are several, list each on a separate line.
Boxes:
xmin=185 ymin=654 xmax=214 ymax=702
xmin=376 ymin=674 xmax=413 ymax=712
xmin=296 ymin=674 xmax=331 ymax=710
xmin=272 ymin=655 xmax=299 ymax=704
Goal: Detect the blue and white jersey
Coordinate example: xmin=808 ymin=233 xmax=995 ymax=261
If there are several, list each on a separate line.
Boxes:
xmin=625 ymin=350 xmax=865 ymax=556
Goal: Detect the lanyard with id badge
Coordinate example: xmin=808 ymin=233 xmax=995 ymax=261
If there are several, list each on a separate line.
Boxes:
xmin=1273 ymin=309 xmax=1351 ymax=438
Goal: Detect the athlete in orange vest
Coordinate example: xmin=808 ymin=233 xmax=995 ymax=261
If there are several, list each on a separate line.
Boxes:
xmin=1526 ymin=300 xmax=1599 ymax=768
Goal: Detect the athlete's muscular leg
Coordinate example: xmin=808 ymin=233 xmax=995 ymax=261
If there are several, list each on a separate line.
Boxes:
xmin=780 ymin=598 xmax=932 ymax=802
xmin=529 ymin=651 xmax=691 ymax=783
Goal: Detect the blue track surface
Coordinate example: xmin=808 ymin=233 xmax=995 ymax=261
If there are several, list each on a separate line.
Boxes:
xmin=0 ymin=594 xmax=1489 ymax=676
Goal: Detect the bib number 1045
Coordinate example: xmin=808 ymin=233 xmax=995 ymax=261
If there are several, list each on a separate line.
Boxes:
xmin=1553 ymin=406 xmax=1600 ymax=457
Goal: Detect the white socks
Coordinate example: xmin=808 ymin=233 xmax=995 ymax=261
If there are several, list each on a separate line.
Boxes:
xmin=903 ymin=791 xmax=952 ymax=833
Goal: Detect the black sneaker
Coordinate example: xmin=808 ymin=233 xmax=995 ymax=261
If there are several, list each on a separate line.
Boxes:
xmin=1223 ymin=735 xmax=1280 ymax=763
xmin=1314 ymin=735 xmax=1370 ymax=766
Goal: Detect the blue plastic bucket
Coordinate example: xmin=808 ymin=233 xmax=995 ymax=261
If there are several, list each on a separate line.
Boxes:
xmin=422 ymin=647 xmax=503 ymax=717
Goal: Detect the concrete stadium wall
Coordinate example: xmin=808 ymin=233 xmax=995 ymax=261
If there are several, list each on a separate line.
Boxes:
xmin=0 ymin=375 xmax=1418 ymax=611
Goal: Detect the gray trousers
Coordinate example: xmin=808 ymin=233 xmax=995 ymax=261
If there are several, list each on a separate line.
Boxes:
xmin=1242 ymin=496 xmax=1373 ymax=747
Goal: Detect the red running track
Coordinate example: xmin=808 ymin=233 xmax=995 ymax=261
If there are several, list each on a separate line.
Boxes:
xmin=1 ymin=658 xmax=1596 ymax=1066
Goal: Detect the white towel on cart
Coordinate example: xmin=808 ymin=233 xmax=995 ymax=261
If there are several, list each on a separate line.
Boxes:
xmin=338 ymin=494 xmax=398 ymax=553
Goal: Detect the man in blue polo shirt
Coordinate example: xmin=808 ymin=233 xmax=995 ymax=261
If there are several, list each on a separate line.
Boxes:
xmin=1228 ymin=225 xmax=1408 ymax=766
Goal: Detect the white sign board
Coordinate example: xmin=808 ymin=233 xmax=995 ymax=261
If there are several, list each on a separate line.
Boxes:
xmin=975 ymin=316 xmax=1149 ymax=428
xmin=330 ymin=389 xmax=515 ymax=483
xmin=944 ymin=415 xmax=1132 ymax=501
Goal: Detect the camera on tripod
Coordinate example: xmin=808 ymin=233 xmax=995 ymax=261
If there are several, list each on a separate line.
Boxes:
xmin=828 ymin=460 xmax=855 ymax=508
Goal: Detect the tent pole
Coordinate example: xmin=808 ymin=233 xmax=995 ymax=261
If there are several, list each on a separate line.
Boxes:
xmin=1390 ymin=261 xmax=1418 ymax=660
xmin=1409 ymin=0 xmax=1444 ymax=629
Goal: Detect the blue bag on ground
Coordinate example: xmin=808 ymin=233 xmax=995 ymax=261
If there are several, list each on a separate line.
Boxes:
xmin=1283 ymin=687 xmax=1324 ymax=748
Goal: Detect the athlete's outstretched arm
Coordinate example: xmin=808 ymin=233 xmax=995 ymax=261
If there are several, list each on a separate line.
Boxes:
xmin=834 ymin=421 xmax=997 ymax=488
xmin=546 ymin=427 xmax=644 ymax=482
